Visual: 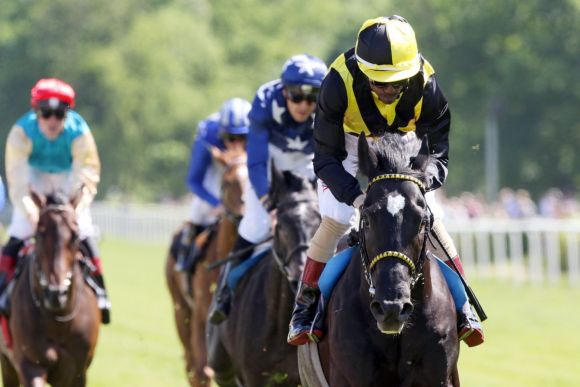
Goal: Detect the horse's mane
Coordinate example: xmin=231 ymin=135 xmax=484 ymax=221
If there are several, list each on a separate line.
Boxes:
xmin=272 ymin=170 xmax=318 ymax=208
xmin=372 ymin=132 xmax=427 ymax=182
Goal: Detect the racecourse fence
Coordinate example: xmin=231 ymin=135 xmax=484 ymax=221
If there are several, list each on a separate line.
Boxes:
xmin=85 ymin=203 xmax=580 ymax=286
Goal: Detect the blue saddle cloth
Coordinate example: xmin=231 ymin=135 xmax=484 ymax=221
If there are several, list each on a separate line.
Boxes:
xmin=227 ymin=249 xmax=271 ymax=290
xmin=318 ymin=246 xmax=357 ymax=300
xmin=317 ymin=247 xmax=467 ymax=311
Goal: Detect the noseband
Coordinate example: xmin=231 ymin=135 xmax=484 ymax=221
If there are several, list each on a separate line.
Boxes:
xmin=359 ymin=173 xmax=431 ymax=296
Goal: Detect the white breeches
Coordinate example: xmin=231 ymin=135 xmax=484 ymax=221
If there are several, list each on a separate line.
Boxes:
xmin=238 ymin=149 xmax=315 ymax=244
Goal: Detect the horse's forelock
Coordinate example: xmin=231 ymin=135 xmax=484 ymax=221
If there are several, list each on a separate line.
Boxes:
xmin=373 ymin=133 xmax=427 ymax=183
xmin=45 ymin=192 xmax=69 ymax=206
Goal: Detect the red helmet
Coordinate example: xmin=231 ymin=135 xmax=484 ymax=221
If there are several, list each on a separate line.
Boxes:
xmin=30 ymin=78 xmax=76 ymax=108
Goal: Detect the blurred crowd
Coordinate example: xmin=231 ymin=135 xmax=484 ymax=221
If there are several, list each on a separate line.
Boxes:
xmin=437 ymin=188 xmax=579 ymax=220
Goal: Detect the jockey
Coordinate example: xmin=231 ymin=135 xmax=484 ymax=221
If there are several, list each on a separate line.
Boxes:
xmin=287 ymin=16 xmax=484 ymax=347
xmin=174 ymin=98 xmax=251 ymax=273
xmin=208 ymin=54 xmax=328 ymax=324
xmin=0 ymin=78 xmax=111 ymax=324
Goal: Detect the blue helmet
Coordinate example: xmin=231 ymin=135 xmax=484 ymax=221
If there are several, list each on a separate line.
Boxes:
xmin=219 ymin=97 xmax=251 ymax=135
xmin=280 ymin=54 xmax=327 ymax=88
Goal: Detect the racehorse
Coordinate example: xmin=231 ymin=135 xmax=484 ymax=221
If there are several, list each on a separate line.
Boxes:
xmin=299 ymin=133 xmax=460 ymax=387
xmin=165 ymin=146 xmax=247 ymax=387
xmin=0 ymin=191 xmax=100 ymax=387
xmin=207 ymin=168 xmax=320 ymax=387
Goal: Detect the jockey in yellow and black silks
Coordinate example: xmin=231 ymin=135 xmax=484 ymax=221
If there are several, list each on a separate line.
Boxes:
xmin=287 ymin=16 xmax=484 ymax=347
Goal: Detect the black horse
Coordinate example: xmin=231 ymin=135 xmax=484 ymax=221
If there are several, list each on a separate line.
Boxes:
xmin=299 ymin=133 xmax=459 ymax=387
xmin=207 ymin=168 xmax=320 ymax=387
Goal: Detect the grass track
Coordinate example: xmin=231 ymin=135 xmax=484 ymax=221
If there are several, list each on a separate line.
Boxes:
xmin=88 ymin=238 xmax=580 ymax=386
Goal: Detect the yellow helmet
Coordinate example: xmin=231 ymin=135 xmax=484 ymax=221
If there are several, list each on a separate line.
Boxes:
xmin=355 ymin=15 xmax=421 ymax=83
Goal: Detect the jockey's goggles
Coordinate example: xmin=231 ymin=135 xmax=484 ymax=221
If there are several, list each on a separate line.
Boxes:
xmin=368 ymin=77 xmax=410 ymax=91
xmin=221 ymin=133 xmax=247 ymax=142
xmin=286 ymin=85 xmax=319 ymax=104
xmin=38 ymin=106 xmax=67 ymax=120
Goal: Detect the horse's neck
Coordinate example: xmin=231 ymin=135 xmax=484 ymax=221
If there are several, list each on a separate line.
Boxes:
xmin=345 ymin=251 xmax=374 ymax=304
xmin=261 ymin=256 xmax=294 ymax=330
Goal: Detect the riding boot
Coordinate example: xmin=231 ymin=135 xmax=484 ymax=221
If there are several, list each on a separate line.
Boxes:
xmin=81 ymin=239 xmax=112 ymax=325
xmin=0 ymin=238 xmax=24 ymax=317
xmin=208 ymin=236 xmax=255 ymax=325
xmin=175 ymin=223 xmax=205 ymax=273
xmin=458 ymin=301 xmax=485 ymax=347
xmin=445 ymin=255 xmax=485 ymax=347
xmin=287 ymin=257 xmax=326 ymax=346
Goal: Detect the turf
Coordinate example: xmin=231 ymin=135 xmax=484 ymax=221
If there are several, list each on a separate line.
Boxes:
xmin=87 ymin=238 xmax=580 ymax=386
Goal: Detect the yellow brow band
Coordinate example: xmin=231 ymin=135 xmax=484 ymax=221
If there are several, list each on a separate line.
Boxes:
xmin=367 ymin=173 xmax=426 ymax=192
xmin=369 ymin=251 xmax=416 ymax=275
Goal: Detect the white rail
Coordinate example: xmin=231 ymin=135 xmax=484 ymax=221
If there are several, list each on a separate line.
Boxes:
xmin=447 ymin=218 xmax=580 ymax=285
xmin=89 ymin=203 xmax=580 ymax=285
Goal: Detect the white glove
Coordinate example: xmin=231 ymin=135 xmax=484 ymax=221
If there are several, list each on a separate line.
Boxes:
xmin=22 ymin=195 xmax=40 ymax=225
xmin=352 ymin=194 xmax=366 ymax=209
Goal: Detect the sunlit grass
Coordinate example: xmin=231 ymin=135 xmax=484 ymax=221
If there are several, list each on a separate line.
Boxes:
xmin=87 ymin=238 xmax=580 ymax=386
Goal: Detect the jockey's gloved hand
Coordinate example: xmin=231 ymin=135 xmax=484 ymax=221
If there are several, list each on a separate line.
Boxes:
xmin=260 ymin=194 xmax=273 ymax=211
xmin=22 ymin=195 xmax=40 ymax=225
xmin=352 ymin=194 xmax=366 ymax=210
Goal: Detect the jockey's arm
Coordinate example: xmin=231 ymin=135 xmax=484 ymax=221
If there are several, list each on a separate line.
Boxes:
xmin=5 ymin=125 xmax=37 ymax=219
xmin=246 ymin=121 xmax=270 ymax=200
xmin=313 ymin=70 xmax=363 ymax=206
xmin=186 ymin=136 xmax=220 ymax=207
xmin=416 ymin=76 xmax=451 ymax=191
xmin=72 ymin=130 xmax=101 ymax=212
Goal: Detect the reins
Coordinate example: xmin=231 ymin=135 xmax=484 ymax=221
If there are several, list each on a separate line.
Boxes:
xmin=358 ymin=173 xmax=431 ymax=296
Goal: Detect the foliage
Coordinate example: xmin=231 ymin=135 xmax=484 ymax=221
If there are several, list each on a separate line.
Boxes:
xmin=0 ymin=0 xmax=578 ymax=201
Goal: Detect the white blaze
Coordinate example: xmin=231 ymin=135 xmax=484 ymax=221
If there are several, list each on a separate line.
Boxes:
xmin=387 ymin=194 xmax=406 ymax=216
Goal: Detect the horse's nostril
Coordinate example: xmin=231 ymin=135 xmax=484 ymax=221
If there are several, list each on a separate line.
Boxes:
xmin=370 ymin=300 xmax=384 ymax=317
xmin=401 ymin=302 xmax=414 ymax=319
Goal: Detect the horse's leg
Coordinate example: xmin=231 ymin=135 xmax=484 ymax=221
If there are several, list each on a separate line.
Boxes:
xmin=70 ymin=371 xmax=87 ymax=387
xmin=165 ymin=252 xmax=195 ymax=384
xmin=19 ymin=360 xmax=47 ymax=387
xmin=451 ymin=364 xmax=460 ymax=387
xmin=189 ymin=236 xmax=219 ymax=387
xmin=206 ymin=323 xmax=236 ymax=387
xmin=0 ymin=354 xmax=19 ymax=387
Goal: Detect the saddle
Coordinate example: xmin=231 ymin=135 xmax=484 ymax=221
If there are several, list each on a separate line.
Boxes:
xmin=173 ymin=222 xmax=219 ymax=275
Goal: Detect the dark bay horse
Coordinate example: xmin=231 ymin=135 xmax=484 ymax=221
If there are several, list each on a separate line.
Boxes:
xmin=207 ymin=169 xmax=320 ymax=387
xmin=166 ymin=146 xmax=247 ymax=387
xmin=300 ymin=133 xmax=459 ymax=387
xmin=0 ymin=192 xmax=100 ymax=387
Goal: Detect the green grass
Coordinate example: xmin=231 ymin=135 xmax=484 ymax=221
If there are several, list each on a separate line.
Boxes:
xmin=87 ymin=239 xmax=580 ymax=386
xmin=88 ymin=238 xmax=189 ymax=387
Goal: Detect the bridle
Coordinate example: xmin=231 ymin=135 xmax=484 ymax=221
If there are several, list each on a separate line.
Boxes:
xmin=31 ymin=203 xmax=81 ymax=322
xmin=358 ymin=173 xmax=432 ymax=297
xmin=271 ymin=197 xmax=316 ymax=286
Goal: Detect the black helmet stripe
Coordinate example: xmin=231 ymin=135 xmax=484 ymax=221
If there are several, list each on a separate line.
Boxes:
xmin=357 ymin=23 xmax=393 ymax=66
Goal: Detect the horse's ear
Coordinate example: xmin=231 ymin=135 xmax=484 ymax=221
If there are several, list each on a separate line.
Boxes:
xmin=358 ymin=133 xmax=379 ymax=176
xmin=269 ymin=160 xmax=284 ymax=202
xmin=411 ymin=135 xmax=430 ymax=172
xmin=30 ymin=190 xmax=45 ymax=209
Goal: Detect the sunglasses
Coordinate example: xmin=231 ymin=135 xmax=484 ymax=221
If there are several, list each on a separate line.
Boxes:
xmin=221 ymin=133 xmax=246 ymax=142
xmin=38 ymin=107 xmax=67 ymax=120
xmin=368 ymin=78 xmax=410 ymax=91
xmin=287 ymin=91 xmax=318 ymax=104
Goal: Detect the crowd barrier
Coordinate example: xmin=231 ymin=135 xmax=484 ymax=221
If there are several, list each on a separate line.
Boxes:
xmin=89 ymin=203 xmax=580 ymax=286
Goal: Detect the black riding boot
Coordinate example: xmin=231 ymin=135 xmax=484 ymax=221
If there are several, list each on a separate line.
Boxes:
xmin=81 ymin=238 xmax=112 ymax=325
xmin=287 ymin=257 xmax=326 ymax=346
xmin=0 ymin=237 xmax=24 ymax=317
xmin=208 ymin=236 xmax=255 ymax=325
xmin=174 ymin=223 xmax=205 ymax=273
